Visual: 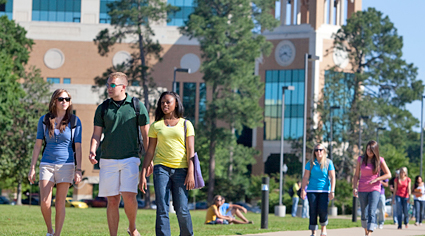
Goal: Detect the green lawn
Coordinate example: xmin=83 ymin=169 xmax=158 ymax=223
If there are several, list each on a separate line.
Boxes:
xmin=0 ymin=205 xmax=364 ymax=235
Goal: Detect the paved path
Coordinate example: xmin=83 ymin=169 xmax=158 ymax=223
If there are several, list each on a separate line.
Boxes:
xmin=231 ymin=224 xmax=425 ymax=236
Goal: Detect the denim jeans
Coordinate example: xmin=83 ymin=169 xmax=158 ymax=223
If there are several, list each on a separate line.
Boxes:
xmin=307 ymin=192 xmax=329 ymax=230
xmin=395 ymin=195 xmax=409 ymax=228
xmin=377 ymin=194 xmax=386 ymax=225
xmin=153 ymin=165 xmax=193 ymax=236
xmin=392 ymin=198 xmax=398 ymax=224
xmin=358 ymin=191 xmax=380 ymax=231
xmin=302 ymin=197 xmax=309 ymax=218
xmin=292 ymin=197 xmax=299 ymax=217
xmin=414 ymin=200 xmax=425 ymax=224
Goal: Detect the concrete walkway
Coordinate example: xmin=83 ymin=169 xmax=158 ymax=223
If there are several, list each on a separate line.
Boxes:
xmin=231 ymin=224 xmax=425 ymax=236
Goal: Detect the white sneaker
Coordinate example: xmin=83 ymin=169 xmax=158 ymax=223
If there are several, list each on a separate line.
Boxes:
xmin=378 ymin=224 xmax=384 ymax=229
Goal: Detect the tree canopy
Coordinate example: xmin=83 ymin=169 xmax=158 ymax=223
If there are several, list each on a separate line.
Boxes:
xmin=181 ymin=0 xmax=279 ymax=201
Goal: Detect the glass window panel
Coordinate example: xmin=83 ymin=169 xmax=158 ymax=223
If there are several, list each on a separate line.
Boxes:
xmin=63 ymin=78 xmax=71 ymax=84
xmin=40 ymin=0 xmax=49 ymax=11
xmin=167 ymin=0 xmax=175 ymax=5
xmin=296 ymin=69 xmax=304 ymax=82
xmin=65 ymin=0 xmax=73 ymax=12
xmin=48 ymin=11 xmax=56 ymax=21
xmin=175 ymin=8 xmax=183 ymax=18
xmin=175 ymin=0 xmax=184 ymax=6
xmin=32 ymin=10 xmax=40 ymax=20
xmin=56 ymin=11 xmax=65 ymax=21
xmin=48 ymin=0 xmax=56 ymax=11
xmin=100 ymin=1 xmax=108 ymax=13
xmin=265 ymin=70 xmax=272 ymax=83
xmin=47 ymin=78 xmax=60 ymax=84
xmin=65 ymin=12 xmax=73 ymax=21
xmin=175 ymin=19 xmax=184 ymax=26
xmin=183 ymin=83 xmax=196 ymax=124
xmin=33 ymin=0 xmax=40 ymax=10
xmin=284 ymin=118 xmax=290 ymax=139
xmin=199 ymin=83 xmax=206 ymax=123
xmin=40 ymin=11 xmax=48 ymax=21
xmin=57 ymin=0 xmax=65 ymax=11
xmin=74 ymin=0 xmax=81 ymax=12
xmin=175 ymin=82 xmax=180 ymax=95
xmin=5 ymin=0 xmax=13 ymax=12
xmin=185 ymin=0 xmax=194 ymax=6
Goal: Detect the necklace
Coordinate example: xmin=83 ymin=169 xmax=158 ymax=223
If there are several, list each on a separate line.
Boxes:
xmin=164 ymin=117 xmax=178 ymax=127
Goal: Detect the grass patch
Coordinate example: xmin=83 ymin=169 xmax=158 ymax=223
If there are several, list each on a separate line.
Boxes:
xmin=0 ymin=205 xmax=364 ymax=235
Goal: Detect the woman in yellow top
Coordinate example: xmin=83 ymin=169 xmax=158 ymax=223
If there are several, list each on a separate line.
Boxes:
xmin=140 ymin=91 xmax=195 ymax=236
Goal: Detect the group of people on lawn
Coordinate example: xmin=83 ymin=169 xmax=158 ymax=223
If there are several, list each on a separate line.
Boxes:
xmin=27 ymin=71 xmax=425 ymax=236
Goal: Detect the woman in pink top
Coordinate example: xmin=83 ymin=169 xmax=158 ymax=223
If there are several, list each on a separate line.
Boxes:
xmin=353 ymin=140 xmax=391 ymax=236
xmin=393 ymin=167 xmax=411 ymax=229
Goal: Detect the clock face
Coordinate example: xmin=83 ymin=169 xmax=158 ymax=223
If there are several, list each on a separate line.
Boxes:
xmin=333 ymin=48 xmax=349 ymax=69
xmin=275 ymin=40 xmax=296 ymax=66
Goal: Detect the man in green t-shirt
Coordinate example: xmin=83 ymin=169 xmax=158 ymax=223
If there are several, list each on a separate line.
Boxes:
xmin=89 ymin=72 xmax=150 ymax=236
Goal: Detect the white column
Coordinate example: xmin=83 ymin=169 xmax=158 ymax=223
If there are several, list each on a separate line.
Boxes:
xmin=13 ymin=0 xmax=32 ymax=22
xmin=335 ymin=0 xmax=340 ymax=26
xmin=280 ymin=0 xmax=287 ymax=26
xmin=323 ymin=0 xmax=328 ymax=24
xmin=290 ymin=0 xmax=295 ymax=25
xmin=339 ymin=0 xmax=345 ymax=25
xmin=81 ymin=0 xmax=100 ymax=24
xmin=296 ymin=0 xmax=301 ymax=25
xmin=329 ymin=0 xmax=334 ymax=25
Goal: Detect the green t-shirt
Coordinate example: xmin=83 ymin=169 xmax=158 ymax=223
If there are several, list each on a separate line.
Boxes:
xmin=94 ymin=94 xmax=149 ymax=160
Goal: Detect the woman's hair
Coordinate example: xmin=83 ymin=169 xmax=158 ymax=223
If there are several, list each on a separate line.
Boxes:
xmin=310 ymin=144 xmax=328 ymax=170
xmin=155 ymin=91 xmax=184 ymax=121
xmin=362 ymin=140 xmax=380 ymax=174
xmin=414 ymin=175 xmax=422 ymax=190
xmin=46 ymin=89 xmax=73 ymax=138
xmin=212 ymin=195 xmax=223 ymax=206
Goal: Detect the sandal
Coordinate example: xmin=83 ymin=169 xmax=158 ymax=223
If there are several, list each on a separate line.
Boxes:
xmin=46 ymin=231 xmax=54 ymax=236
xmin=320 ymin=233 xmax=327 ymax=236
xmin=127 ymin=229 xmax=141 ymax=236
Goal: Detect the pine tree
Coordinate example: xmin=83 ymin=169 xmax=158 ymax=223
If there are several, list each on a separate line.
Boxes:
xmin=181 ymin=0 xmax=278 ymax=201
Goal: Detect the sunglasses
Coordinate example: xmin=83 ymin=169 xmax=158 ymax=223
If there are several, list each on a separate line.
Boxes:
xmin=314 ymin=149 xmax=324 ymax=152
xmin=106 ymin=83 xmax=124 ymax=88
xmin=57 ymin=97 xmax=71 ymax=102
xmin=216 ymin=199 xmax=223 ymax=202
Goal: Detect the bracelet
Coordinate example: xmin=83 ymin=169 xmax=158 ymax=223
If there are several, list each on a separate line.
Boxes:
xmin=75 ymin=168 xmax=82 ymax=172
xmin=330 ymin=191 xmax=335 ymax=193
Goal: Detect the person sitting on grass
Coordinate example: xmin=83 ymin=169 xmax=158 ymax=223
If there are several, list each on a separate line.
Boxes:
xmin=205 ymin=195 xmax=253 ymax=225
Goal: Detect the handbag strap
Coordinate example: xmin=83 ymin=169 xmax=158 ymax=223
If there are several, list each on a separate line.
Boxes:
xmin=184 ymin=119 xmax=187 ymax=147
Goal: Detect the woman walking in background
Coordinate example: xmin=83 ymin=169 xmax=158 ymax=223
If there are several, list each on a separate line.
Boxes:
xmin=139 ymin=91 xmax=194 ymax=236
xmin=300 ymin=143 xmax=335 ymax=236
xmin=413 ymin=175 xmax=425 ymax=226
xmin=353 ymin=140 xmax=391 ymax=236
xmin=28 ymin=89 xmax=82 ymax=236
xmin=393 ymin=167 xmax=411 ymax=229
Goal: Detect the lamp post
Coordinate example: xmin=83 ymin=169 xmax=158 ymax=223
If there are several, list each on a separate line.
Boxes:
xmin=173 ymin=68 xmax=190 ymax=92
xmin=329 ymin=105 xmax=340 ymax=211
xmin=302 ymin=54 xmax=320 ymax=177
xmin=276 ymin=85 xmax=295 ymax=217
xmin=421 ymin=95 xmax=425 ymax=176
xmin=353 ymin=115 xmax=369 ymax=222
xmin=376 ymin=127 xmax=386 ymax=144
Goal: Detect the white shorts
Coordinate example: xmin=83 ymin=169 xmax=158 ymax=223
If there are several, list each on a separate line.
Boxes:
xmin=39 ymin=164 xmax=74 ymax=184
xmin=98 ymin=157 xmax=140 ymax=197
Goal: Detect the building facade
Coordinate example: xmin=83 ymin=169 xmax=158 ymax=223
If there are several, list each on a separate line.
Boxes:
xmin=2 ymin=0 xmax=361 ymax=199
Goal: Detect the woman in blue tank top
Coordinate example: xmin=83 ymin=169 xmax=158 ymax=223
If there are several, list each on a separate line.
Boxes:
xmin=28 ymin=89 xmax=82 ymax=236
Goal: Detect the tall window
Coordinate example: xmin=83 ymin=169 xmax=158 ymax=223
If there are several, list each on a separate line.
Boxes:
xmin=323 ymin=70 xmax=355 ymax=142
xmin=0 ymin=0 xmax=13 ymax=19
xmin=167 ymin=0 xmax=195 ymax=26
xmin=183 ymin=82 xmax=196 ymax=124
xmin=198 ymin=83 xmax=206 ymax=123
xmin=264 ymin=69 xmax=305 ymax=140
xmin=32 ymin=0 xmax=81 ymax=22
xmin=99 ymin=0 xmax=115 ymax=23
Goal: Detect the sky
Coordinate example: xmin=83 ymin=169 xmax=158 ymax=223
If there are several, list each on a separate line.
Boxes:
xmin=362 ymin=0 xmax=425 ymax=131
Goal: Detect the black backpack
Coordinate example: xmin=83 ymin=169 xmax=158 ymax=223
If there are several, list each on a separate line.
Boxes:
xmin=296 ymin=186 xmax=302 ymax=197
xmin=288 ymin=186 xmax=294 ymax=197
xmin=100 ymin=97 xmax=145 ymax=156
xmin=42 ymin=113 xmax=78 ymax=165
